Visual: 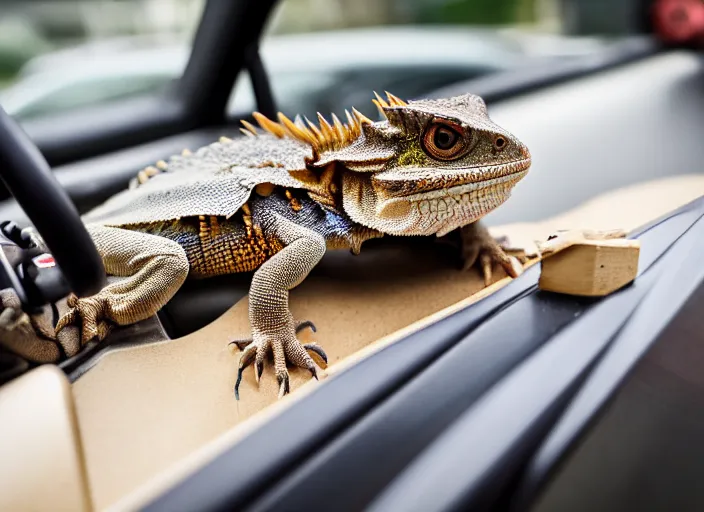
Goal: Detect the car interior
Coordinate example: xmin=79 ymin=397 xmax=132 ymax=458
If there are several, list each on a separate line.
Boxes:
xmin=1 ymin=0 xmax=704 ymax=511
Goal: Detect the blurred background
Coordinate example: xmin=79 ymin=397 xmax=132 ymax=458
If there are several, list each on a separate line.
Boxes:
xmin=0 ymin=0 xmax=655 ymax=122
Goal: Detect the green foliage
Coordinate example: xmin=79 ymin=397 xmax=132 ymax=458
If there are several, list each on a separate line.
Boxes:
xmin=414 ymin=0 xmax=535 ymax=25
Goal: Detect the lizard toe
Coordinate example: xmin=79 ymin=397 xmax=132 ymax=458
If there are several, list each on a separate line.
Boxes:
xmin=479 ymin=253 xmax=494 ymax=286
xmin=232 ymin=327 xmax=327 ymax=400
xmin=476 ymin=246 xmax=524 ymax=286
xmin=55 ymin=308 xmax=78 ymax=334
xmin=95 ymin=320 xmax=114 ymax=341
xmin=228 ymin=318 xmax=316 ymax=352
xmin=234 ymin=342 xmax=257 ymax=400
xmin=254 ymin=338 xmax=271 ymax=384
xmin=56 ymin=295 xmax=112 ymax=344
xmin=460 ymin=223 xmax=526 ymax=286
xmin=277 ymin=371 xmax=291 ymax=400
xmin=228 ymin=338 xmax=252 ymax=351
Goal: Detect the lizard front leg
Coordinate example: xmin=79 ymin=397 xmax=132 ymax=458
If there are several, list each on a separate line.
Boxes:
xmin=56 ymin=226 xmax=189 ymax=342
xmin=235 ymin=214 xmax=327 ymax=400
xmin=460 ymin=221 xmax=524 ymax=286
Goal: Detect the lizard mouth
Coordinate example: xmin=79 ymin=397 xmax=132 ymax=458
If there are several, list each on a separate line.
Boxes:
xmin=398 ymin=157 xmax=530 ymax=202
xmin=341 ymin=156 xmax=531 ymax=238
xmin=415 ymin=171 xmax=526 ymax=237
xmin=369 ymin=158 xmax=530 ymax=237
xmin=373 ymin=157 xmax=532 ymax=198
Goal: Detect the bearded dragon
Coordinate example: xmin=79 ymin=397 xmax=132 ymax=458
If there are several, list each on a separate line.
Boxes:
xmin=55 ymin=92 xmax=531 ymax=399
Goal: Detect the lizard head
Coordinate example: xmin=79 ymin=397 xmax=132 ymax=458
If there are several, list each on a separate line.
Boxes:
xmin=324 ymin=92 xmax=531 ymax=237
xmin=246 ymin=91 xmax=531 ymax=237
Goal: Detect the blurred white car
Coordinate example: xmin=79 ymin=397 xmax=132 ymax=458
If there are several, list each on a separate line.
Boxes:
xmin=0 ymin=26 xmax=603 ymax=121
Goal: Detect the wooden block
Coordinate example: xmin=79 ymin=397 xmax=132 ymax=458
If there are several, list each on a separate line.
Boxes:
xmin=538 ymin=239 xmax=640 ymax=297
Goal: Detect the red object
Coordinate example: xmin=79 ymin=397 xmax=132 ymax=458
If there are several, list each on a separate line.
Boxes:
xmin=652 ymin=0 xmax=704 ymax=45
xmin=32 ymin=253 xmax=56 ymax=269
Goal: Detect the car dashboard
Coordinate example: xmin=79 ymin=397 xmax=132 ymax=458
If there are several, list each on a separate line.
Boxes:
xmin=0 ymin=1 xmax=703 ymax=510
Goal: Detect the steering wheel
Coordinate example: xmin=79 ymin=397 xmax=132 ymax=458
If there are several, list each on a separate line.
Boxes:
xmin=0 ymin=106 xmax=106 ymax=304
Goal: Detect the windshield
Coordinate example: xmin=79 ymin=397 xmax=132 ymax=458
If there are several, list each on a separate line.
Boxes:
xmin=0 ymin=0 xmax=203 ymax=120
xmin=228 ymin=0 xmax=620 ymax=120
xmin=0 ymin=0 xmax=624 ymax=122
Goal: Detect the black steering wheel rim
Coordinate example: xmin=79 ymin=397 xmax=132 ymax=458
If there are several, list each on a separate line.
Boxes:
xmin=0 ymin=106 xmax=106 ymax=298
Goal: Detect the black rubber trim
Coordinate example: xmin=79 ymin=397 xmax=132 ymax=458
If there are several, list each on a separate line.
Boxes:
xmin=247 ymin=279 xmax=595 ymax=512
xmin=365 ymin=197 xmax=704 ymax=512
xmin=142 ymin=267 xmax=541 ymax=512
xmin=0 ymin=106 xmax=106 ymax=298
xmin=509 ymin=214 xmax=704 ymax=510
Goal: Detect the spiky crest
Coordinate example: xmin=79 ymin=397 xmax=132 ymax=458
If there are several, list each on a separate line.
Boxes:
xmin=241 ymin=92 xmax=406 ymax=155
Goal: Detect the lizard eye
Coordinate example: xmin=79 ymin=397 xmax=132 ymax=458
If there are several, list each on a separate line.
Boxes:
xmin=422 ymin=120 xmax=468 ymax=161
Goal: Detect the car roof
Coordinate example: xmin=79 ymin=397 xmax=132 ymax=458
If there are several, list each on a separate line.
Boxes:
xmin=18 ymin=25 xmax=529 ymax=79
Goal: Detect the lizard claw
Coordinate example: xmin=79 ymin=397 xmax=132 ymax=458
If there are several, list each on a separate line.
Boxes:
xmin=294 ymin=319 xmax=317 ymax=334
xmin=234 ymin=342 xmax=257 ymax=400
xmin=232 ymin=321 xmax=327 ymax=401
xmin=277 ymin=373 xmax=290 ymax=399
xmin=228 ymin=319 xmax=317 ymax=351
xmin=56 ymin=293 xmax=114 ymax=343
xmin=303 ymin=342 xmax=328 ymax=369
xmin=460 ymin=223 xmax=525 ymax=286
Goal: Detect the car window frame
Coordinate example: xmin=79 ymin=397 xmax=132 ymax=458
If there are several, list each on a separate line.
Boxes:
xmin=5 ymin=0 xmax=280 ymax=168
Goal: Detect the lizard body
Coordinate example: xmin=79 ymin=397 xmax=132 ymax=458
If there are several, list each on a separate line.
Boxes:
xmin=56 ymin=92 xmax=531 ymax=398
xmin=124 ymin=190 xmax=380 ymax=278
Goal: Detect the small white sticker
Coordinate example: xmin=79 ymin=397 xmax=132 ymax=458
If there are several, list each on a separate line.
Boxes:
xmin=32 ymin=253 xmax=56 ymax=269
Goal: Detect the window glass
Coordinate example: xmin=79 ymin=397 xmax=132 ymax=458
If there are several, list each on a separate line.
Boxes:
xmin=227 ymin=0 xmax=620 ymax=119
xmin=0 ymin=1 xmax=627 ymax=122
xmin=0 ymin=0 xmax=204 ymax=120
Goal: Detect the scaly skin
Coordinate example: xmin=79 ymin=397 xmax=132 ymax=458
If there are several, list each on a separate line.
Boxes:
xmin=55 ymin=91 xmax=531 ymax=399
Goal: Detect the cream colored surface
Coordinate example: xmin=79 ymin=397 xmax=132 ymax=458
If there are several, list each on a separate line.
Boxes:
xmin=0 ymin=365 xmax=91 ymax=512
xmin=488 ymin=174 xmax=704 ymax=251
xmin=75 ymin=237 xmax=496 ymax=511
xmin=69 ymin=174 xmax=704 ymax=511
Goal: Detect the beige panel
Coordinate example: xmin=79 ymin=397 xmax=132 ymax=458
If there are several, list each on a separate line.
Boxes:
xmin=0 ymin=365 xmax=91 ymax=512
xmin=486 ymin=173 xmax=704 ymax=253
xmin=72 ymin=174 xmax=704 ymax=511
xmin=75 ymin=234 xmax=498 ymax=510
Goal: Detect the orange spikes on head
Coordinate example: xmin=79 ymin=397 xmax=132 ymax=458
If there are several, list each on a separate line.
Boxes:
xmin=372 ymin=99 xmax=387 ymax=119
xmin=294 ymin=114 xmax=307 ymax=129
xmin=304 ymin=117 xmax=325 ymax=147
xmin=252 ymin=112 xmax=286 ymax=138
xmin=241 ymin=98 xmax=379 ymax=154
xmin=373 ymin=91 xmax=389 ymax=108
xmin=331 ymin=113 xmax=347 ymax=147
xmin=385 ymin=91 xmax=407 ymax=107
xmin=316 ymin=113 xmax=335 ymax=145
xmin=277 ymin=112 xmax=317 ymax=146
xmin=371 ymin=92 xmax=390 ymax=119
xmin=240 ymin=119 xmax=259 ymax=136
xmin=345 ymin=109 xmax=360 ymax=138
xmin=352 ymin=107 xmax=372 ymax=125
